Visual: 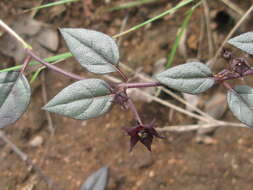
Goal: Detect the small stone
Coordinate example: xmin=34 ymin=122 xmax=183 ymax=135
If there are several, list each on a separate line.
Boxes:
xmin=29 ymin=136 xmax=43 ymax=147
xmin=195 ymin=135 xmax=218 ymax=145
xmin=148 ymin=171 xmax=155 ymax=178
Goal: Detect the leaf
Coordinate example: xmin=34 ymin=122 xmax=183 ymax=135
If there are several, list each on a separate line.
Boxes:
xmin=228 ymin=32 xmax=253 ymax=55
xmin=154 ymin=62 xmax=215 ymax=94
xmin=43 ymin=79 xmax=114 ymax=120
xmin=227 ymin=85 xmax=253 ymax=127
xmin=0 ymin=72 xmax=31 ymax=128
xmin=80 ymin=167 xmax=109 ymax=190
xmin=60 ymin=28 xmax=119 ymax=74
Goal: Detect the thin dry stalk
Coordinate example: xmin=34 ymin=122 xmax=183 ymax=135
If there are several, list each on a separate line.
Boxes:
xmin=203 ymin=0 xmax=214 ymax=57
xmin=0 ymin=131 xmax=61 ymax=190
xmin=117 ymin=13 xmax=129 ymax=47
xmin=157 ymin=122 xmax=246 ymax=132
xmin=41 ymin=71 xmax=55 ymax=134
xmin=220 ymin=0 xmax=245 ymax=16
xmin=197 ymin=14 xmax=205 ymax=59
xmin=214 ymin=5 xmax=253 ymax=61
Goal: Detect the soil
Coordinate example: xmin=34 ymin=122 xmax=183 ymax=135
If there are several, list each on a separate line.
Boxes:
xmin=1 ymin=0 xmax=253 ymax=190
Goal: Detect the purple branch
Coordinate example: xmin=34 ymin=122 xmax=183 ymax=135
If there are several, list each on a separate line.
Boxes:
xmin=20 ymin=55 xmax=32 ymax=74
xmin=215 ymin=68 xmax=253 ymax=82
xmin=116 ymin=66 xmax=128 ymax=82
xmin=127 ymin=99 xmax=143 ymax=125
xmin=26 ymin=50 xmax=85 ymax=81
xmin=119 ymin=81 xmax=162 ymax=89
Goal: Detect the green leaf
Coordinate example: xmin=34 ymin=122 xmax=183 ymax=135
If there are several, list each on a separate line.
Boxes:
xmin=228 ymin=32 xmax=253 ymax=55
xmin=0 ymin=72 xmax=31 ymax=128
xmin=227 ymin=85 xmax=253 ymax=127
xmin=154 ymin=62 xmax=215 ymax=94
xmin=60 ymin=28 xmax=119 ymax=74
xmin=43 ymin=79 xmax=114 ymax=120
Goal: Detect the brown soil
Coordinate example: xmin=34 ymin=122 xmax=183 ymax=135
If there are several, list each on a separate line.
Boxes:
xmin=1 ymin=0 xmax=253 ymax=190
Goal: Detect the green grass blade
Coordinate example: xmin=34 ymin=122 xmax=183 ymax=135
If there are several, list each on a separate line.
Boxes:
xmin=166 ymin=2 xmax=201 ymax=68
xmin=0 ymin=52 xmax=72 ymax=73
xmin=26 ymin=0 xmax=79 ymax=12
xmin=113 ymin=0 xmax=194 ymax=38
xmin=30 ymin=68 xmax=43 ymax=83
xmin=108 ymin=0 xmax=157 ymax=11
xmin=166 ymin=9 xmax=194 ymax=67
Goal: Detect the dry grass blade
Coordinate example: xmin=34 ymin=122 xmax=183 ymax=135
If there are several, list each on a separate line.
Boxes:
xmin=220 ymin=0 xmax=245 ymax=16
xmin=157 ymin=122 xmax=247 ymax=132
xmin=203 ymin=0 xmax=214 ymax=57
xmin=214 ymin=5 xmax=253 ymax=61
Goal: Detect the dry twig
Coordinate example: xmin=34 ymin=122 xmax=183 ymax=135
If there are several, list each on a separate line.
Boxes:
xmin=41 ymin=70 xmax=55 ymax=134
xmin=203 ymin=0 xmax=214 ymax=57
xmin=214 ymin=5 xmax=253 ymax=61
xmin=220 ymin=0 xmax=245 ymax=16
xmin=0 ymin=131 xmax=61 ymax=190
xmin=157 ymin=121 xmax=246 ymax=132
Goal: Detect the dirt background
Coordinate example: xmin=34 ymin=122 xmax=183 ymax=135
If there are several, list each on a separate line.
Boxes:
xmin=1 ymin=0 xmax=253 ymax=190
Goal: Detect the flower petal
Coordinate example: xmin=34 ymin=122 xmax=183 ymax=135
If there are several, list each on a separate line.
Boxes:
xmin=140 ymin=135 xmax=153 ymax=151
xmin=130 ymin=136 xmax=139 ymax=151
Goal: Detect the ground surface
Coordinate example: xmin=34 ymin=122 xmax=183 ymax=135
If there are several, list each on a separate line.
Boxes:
xmin=1 ymin=0 xmax=253 ymax=190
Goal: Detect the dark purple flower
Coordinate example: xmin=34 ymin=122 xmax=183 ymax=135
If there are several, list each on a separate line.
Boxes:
xmin=123 ymin=120 xmax=164 ymax=151
xmin=230 ymin=57 xmax=251 ymax=76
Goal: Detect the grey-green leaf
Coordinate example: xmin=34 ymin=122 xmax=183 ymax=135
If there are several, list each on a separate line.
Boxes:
xmin=0 ymin=72 xmax=31 ymax=128
xmin=43 ymin=79 xmax=114 ymax=120
xmin=227 ymin=85 xmax=253 ymax=127
xmin=228 ymin=32 xmax=253 ymax=55
xmin=80 ymin=167 xmax=109 ymax=190
xmin=154 ymin=62 xmax=215 ymax=94
xmin=60 ymin=28 xmax=119 ymax=74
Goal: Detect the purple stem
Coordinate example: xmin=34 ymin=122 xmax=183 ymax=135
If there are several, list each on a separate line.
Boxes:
xmin=215 ymin=68 xmax=253 ymax=81
xmin=116 ymin=66 xmax=128 ymax=82
xmin=120 ymin=81 xmax=162 ymax=89
xmin=127 ymin=99 xmax=143 ymax=125
xmin=26 ymin=50 xmax=85 ymax=81
xmin=20 ymin=55 xmax=32 ymax=74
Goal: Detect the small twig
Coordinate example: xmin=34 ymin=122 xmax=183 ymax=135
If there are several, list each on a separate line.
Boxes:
xmin=0 ymin=20 xmax=32 ymax=49
xmin=141 ymin=91 xmax=212 ymax=123
xmin=220 ymin=0 xmax=245 ymax=16
xmin=160 ymin=87 xmax=216 ymax=122
xmin=214 ymin=5 xmax=253 ymax=61
xmin=0 ymin=131 xmax=61 ymax=190
xmin=157 ymin=121 xmax=246 ymax=132
xmin=203 ymin=0 xmax=214 ymax=57
xmin=27 ymin=50 xmax=85 ymax=81
xmin=197 ymin=14 xmax=205 ymax=59
xmin=117 ymin=13 xmax=129 ymax=47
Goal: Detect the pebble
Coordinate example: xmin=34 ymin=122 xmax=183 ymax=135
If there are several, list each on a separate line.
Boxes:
xmin=29 ymin=136 xmax=44 ymax=147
